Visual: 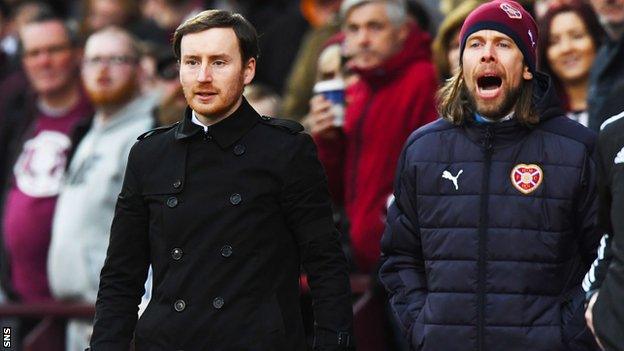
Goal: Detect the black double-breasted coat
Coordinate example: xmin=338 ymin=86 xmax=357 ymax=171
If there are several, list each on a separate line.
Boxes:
xmin=89 ymin=99 xmax=353 ymax=350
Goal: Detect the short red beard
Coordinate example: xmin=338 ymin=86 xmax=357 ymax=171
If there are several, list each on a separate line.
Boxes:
xmin=86 ymin=78 xmax=138 ymax=107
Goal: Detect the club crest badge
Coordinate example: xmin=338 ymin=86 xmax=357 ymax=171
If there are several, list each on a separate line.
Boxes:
xmin=500 ymin=2 xmax=522 ymax=19
xmin=511 ymin=164 xmax=543 ymax=194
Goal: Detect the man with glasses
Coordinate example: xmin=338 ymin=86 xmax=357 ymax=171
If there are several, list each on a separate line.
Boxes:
xmin=0 ymin=13 xmax=92 ymax=304
xmin=47 ymin=26 xmax=154 ymax=351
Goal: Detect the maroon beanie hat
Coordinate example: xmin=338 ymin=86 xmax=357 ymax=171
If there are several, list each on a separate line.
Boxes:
xmin=459 ymin=0 xmax=538 ymax=72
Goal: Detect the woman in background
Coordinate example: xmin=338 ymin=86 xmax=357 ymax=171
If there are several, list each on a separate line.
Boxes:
xmin=538 ymin=1 xmax=604 ymax=127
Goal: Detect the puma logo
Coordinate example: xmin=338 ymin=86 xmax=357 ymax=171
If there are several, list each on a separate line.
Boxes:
xmin=442 ymin=169 xmax=463 ymax=190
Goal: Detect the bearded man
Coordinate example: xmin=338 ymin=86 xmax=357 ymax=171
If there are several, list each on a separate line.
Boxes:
xmin=88 ymin=10 xmax=353 ymax=351
xmin=47 ymin=26 xmax=154 ymax=351
xmin=379 ymin=1 xmax=601 ymax=350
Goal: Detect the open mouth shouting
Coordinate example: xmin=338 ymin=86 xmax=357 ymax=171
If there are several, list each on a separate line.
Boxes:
xmin=476 ymin=73 xmax=503 ymax=99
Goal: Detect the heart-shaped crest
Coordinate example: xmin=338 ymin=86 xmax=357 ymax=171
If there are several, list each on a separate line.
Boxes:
xmin=510 ymin=163 xmax=543 ymax=194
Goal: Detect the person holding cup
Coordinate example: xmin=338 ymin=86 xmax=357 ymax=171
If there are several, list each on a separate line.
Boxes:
xmin=304 ymin=42 xmax=348 ymax=131
xmin=309 ymin=0 xmax=438 ymax=274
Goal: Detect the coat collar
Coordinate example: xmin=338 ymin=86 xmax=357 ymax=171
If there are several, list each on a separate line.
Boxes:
xmin=175 ymin=97 xmax=259 ymax=148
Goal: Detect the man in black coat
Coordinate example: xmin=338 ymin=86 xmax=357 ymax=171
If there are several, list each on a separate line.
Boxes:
xmin=89 ymin=10 xmax=354 ymax=351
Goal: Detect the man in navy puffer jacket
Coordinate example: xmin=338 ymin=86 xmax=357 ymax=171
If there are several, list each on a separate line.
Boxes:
xmin=379 ymin=1 xmax=601 ymax=350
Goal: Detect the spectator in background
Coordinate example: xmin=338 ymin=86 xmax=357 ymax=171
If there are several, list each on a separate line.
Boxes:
xmin=0 ymin=12 xmax=92 ymax=302
xmin=315 ymin=41 xmax=346 ymax=83
xmin=537 ymin=1 xmax=604 ymax=127
xmin=302 ymin=39 xmax=351 ymax=133
xmin=282 ymin=0 xmax=437 ymax=123
xmin=432 ymin=0 xmax=482 ymax=81
xmin=310 ymin=0 xmax=438 ymax=273
xmin=534 ymin=0 xmax=583 ymax=18
xmin=151 ymin=47 xmax=186 ymax=126
xmin=280 ymin=0 xmax=342 ymax=122
xmin=256 ymin=0 xmax=341 ymax=97
xmin=586 ymin=0 xmax=624 ymax=131
xmin=0 ymin=1 xmax=52 ymax=108
xmin=244 ymin=83 xmax=282 ymax=117
xmin=79 ymin=0 xmax=169 ymax=46
xmin=140 ymin=0 xmax=200 ymax=36
xmin=47 ymin=26 xmax=154 ymax=351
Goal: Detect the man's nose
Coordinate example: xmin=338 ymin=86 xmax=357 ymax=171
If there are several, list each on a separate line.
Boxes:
xmin=197 ymin=64 xmax=212 ymax=83
xmin=480 ymin=43 xmax=497 ymax=63
xmin=355 ymin=28 xmax=371 ymax=47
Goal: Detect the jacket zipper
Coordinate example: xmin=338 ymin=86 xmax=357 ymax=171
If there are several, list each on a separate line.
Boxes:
xmin=478 ymin=127 xmax=494 ymax=351
xmin=349 ymin=99 xmax=374 ymax=203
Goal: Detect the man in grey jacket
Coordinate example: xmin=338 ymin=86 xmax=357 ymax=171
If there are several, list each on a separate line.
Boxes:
xmin=47 ymin=26 xmax=154 ymax=351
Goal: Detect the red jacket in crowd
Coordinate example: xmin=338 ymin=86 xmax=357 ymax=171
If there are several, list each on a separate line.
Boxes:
xmin=314 ymin=25 xmax=438 ymax=272
xmin=316 ymin=27 xmax=437 ymax=272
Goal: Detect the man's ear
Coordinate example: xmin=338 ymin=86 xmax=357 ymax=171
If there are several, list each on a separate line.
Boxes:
xmin=523 ymin=65 xmax=533 ymax=80
xmin=243 ymin=58 xmax=256 ymax=85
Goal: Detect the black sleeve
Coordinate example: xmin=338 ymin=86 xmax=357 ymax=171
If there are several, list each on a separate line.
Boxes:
xmin=280 ymin=133 xmax=354 ymax=350
xmin=378 ymin=145 xmax=428 ymax=347
xmin=583 ymin=133 xmax=615 ymax=300
xmin=90 ymin=144 xmax=150 ymax=350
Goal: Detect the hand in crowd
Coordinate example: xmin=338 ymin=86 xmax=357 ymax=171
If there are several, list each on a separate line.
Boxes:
xmin=585 ymin=292 xmax=604 ymax=350
xmin=308 ymin=94 xmax=340 ymax=138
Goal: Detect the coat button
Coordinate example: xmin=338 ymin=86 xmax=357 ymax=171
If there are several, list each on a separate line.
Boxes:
xmin=221 ymin=245 xmax=233 ymax=257
xmin=174 ymin=299 xmax=186 ymax=312
xmin=261 ymin=116 xmax=271 ymax=121
xmin=173 ymin=180 xmax=182 ymax=189
xmin=213 ymin=297 xmax=224 ymax=309
xmin=171 ymin=247 xmax=183 ymax=260
xmin=166 ymin=196 xmax=178 ymax=208
xmin=229 ymin=193 xmax=242 ymax=205
xmin=233 ymin=144 xmax=246 ymax=156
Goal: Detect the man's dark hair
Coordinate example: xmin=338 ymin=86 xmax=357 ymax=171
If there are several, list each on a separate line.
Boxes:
xmin=172 ymin=9 xmax=259 ymax=63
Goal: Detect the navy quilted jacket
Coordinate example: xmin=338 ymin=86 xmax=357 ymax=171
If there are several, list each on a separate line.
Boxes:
xmin=379 ymin=74 xmax=601 ymax=351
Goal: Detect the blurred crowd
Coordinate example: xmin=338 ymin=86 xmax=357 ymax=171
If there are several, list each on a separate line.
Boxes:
xmin=0 ymin=0 xmax=622 ymax=349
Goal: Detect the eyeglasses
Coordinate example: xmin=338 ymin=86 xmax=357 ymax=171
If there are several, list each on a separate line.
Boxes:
xmin=22 ymin=43 xmax=72 ymax=60
xmin=83 ymin=55 xmax=138 ymax=67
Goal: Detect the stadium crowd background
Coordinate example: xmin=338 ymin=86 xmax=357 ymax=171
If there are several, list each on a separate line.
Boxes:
xmin=0 ymin=0 xmax=621 ymax=349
